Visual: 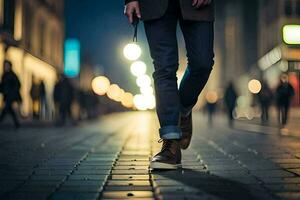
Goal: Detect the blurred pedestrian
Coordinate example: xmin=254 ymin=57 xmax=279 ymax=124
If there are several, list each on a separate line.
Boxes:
xmin=0 ymin=60 xmax=21 ymax=128
xmin=258 ymin=81 xmax=273 ymax=124
xmin=30 ymin=78 xmax=40 ymax=119
xmin=205 ymin=91 xmax=218 ymax=127
xmin=275 ymin=74 xmax=295 ymax=127
xmin=224 ymin=82 xmax=237 ymax=127
xmin=53 ymin=74 xmax=74 ymax=126
xmin=39 ymin=81 xmax=47 ymax=119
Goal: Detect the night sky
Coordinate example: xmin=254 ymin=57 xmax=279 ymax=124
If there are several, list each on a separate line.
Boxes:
xmin=65 ymin=0 xmax=152 ymax=92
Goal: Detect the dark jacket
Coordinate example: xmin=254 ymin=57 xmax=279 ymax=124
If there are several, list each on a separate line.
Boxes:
xmin=125 ymin=0 xmax=214 ymax=21
xmin=0 ymin=71 xmax=22 ymax=103
xmin=276 ymin=82 xmax=295 ymax=106
xmin=54 ymin=78 xmax=74 ymax=106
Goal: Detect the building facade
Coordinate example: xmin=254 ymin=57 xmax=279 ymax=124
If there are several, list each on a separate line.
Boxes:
xmin=258 ymin=0 xmax=300 ymax=105
xmin=0 ymin=0 xmax=64 ymax=117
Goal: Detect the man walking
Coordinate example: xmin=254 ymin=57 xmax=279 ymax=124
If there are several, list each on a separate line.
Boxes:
xmin=125 ymin=0 xmax=214 ymax=169
xmin=0 ymin=60 xmax=21 ymax=128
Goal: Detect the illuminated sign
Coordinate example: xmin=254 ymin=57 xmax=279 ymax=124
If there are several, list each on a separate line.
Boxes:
xmin=64 ymin=39 xmax=80 ymax=77
xmin=283 ymin=25 xmax=300 ymax=45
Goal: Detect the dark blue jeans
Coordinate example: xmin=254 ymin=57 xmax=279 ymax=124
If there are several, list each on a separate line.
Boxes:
xmin=144 ymin=1 xmax=214 ymax=140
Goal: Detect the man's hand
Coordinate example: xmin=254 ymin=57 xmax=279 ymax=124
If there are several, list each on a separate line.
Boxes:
xmin=124 ymin=1 xmax=141 ymax=24
xmin=192 ymin=0 xmax=212 ymax=8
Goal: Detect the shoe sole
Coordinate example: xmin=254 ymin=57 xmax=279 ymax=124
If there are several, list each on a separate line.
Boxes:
xmin=150 ymin=161 xmax=181 ymax=170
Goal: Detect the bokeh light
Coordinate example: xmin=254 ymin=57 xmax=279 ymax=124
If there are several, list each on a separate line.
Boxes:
xmin=133 ymin=94 xmax=148 ymax=111
xmin=136 ymin=75 xmax=152 ymax=88
xmin=91 ymin=76 xmax=110 ymax=95
xmin=121 ymin=92 xmax=134 ymax=108
xmin=205 ymin=91 xmax=218 ymax=104
xmin=107 ymin=84 xmax=122 ymax=100
xmin=140 ymin=86 xmax=154 ymax=95
xmin=123 ymin=43 xmax=142 ymax=61
xmin=248 ymin=79 xmax=262 ymax=94
xmin=130 ymin=61 xmax=147 ymax=77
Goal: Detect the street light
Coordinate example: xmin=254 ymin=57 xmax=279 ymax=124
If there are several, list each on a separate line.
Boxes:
xmin=123 ymin=43 xmax=142 ymax=61
xmin=248 ymin=79 xmax=262 ymax=94
xmin=130 ymin=61 xmax=147 ymax=77
xmin=91 ymin=76 xmax=110 ymax=95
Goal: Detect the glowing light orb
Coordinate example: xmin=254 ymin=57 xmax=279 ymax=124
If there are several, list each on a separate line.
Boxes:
xmin=205 ymin=91 xmax=218 ymax=104
xmin=130 ymin=61 xmax=147 ymax=77
xmin=107 ymin=84 xmax=122 ymax=100
xmin=121 ymin=92 xmax=134 ymax=108
xmin=248 ymin=79 xmax=262 ymax=94
xmin=123 ymin=43 xmax=141 ymax=61
xmin=133 ymin=94 xmax=148 ymax=111
xmin=136 ymin=75 xmax=151 ymax=88
xmin=92 ymin=76 xmax=110 ymax=95
xmin=140 ymin=86 xmax=154 ymax=95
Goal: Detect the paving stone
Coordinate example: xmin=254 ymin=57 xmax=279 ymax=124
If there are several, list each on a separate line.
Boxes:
xmin=111 ymin=170 xmax=149 ymax=175
xmin=113 ymin=166 xmax=148 ymax=170
xmin=286 ymin=168 xmax=300 ymax=176
xmin=110 ymin=175 xmax=150 ymax=180
xmin=276 ymin=192 xmax=300 ymax=200
xmin=73 ymin=169 xmax=111 ymax=175
xmin=250 ymin=170 xmax=296 ymax=178
xmin=101 ymin=191 xmax=154 ymax=199
xmin=68 ymin=175 xmax=107 ymax=181
xmin=59 ymin=185 xmax=103 ymax=192
xmin=63 ymin=180 xmax=105 ymax=186
xmin=30 ymin=175 xmax=66 ymax=181
xmin=50 ymin=192 xmax=99 ymax=200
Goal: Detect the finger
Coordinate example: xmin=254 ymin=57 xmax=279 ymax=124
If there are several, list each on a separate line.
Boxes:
xmin=196 ymin=0 xmax=204 ymax=8
xmin=192 ymin=0 xmax=198 ymax=6
xmin=135 ymin=6 xmax=141 ymax=18
xmin=128 ymin=12 xmax=133 ymax=24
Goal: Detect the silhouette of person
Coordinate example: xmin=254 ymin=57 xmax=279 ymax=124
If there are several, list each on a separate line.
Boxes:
xmin=0 ymin=60 xmax=21 ymax=128
xmin=275 ymin=74 xmax=294 ymax=127
xmin=205 ymin=91 xmax=218 ymax=127
xmin=53 ymin=74 xmax=74 ymax=126
xmin=224 ymin=82 xmax=238 ymax=127
xmin=39 ymin=81 xmax=47 ymax=119
xmin=30 ymin=78 xmax=40 ymax=119
xmin=258 ymin=81 xmax=273 ymax=124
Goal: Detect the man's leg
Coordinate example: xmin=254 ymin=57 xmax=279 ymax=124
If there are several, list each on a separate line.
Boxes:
xmin=179 ymin=20 xmax=214 ymax=115
xmin=144 ymin=2 xmax=182 ymax=169
xmin=0 ymin=104 xmax=9 ymax=123
xmin=144 ymin=3 xmax=181 ymax=140
xmin=177 ymin=19 xmax=214 ymax=149
xmin=7 ymin=103 xmax=20 ymax=128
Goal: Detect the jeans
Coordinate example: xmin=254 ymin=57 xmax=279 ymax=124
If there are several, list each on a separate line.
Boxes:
xmin=144 ymin=0 xmax=214 ymax=139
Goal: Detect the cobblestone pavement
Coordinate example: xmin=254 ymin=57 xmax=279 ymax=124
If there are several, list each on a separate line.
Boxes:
xmin=1 ymin=112 xmax=300 ymax=200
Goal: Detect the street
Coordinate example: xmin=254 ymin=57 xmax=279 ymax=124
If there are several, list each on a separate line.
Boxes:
xmin=1 ymin=111 xmax=300 ymax=200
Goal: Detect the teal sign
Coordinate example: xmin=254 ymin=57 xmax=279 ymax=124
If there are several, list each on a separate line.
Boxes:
xmin=64 ymin=39 xmax=80 ymax=77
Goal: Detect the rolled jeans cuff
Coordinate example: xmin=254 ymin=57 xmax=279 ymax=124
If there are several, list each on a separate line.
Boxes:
xmin=159 ymin=126 xmax=182 ymax=139
xmin=181 ymin=105 xmax=193 ymax=117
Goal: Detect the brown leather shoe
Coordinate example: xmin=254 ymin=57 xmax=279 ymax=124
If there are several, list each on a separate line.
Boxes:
xmin=179 ymin=113 xmax=193 ymax=149
xmin=150 ymin=139 xmax=181 ymax=170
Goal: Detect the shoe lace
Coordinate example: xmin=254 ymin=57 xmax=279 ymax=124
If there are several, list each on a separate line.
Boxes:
xmin=158 ymin=139 xmax=173 ymax=152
